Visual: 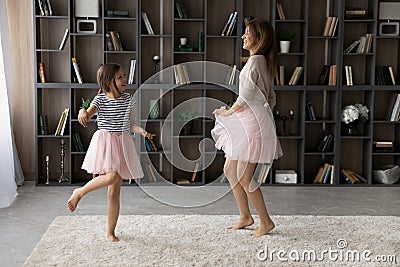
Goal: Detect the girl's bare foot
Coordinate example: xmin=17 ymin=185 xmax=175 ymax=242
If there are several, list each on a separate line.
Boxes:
xmin=67 ymin=189 xmax=82 ymax=212
xmin=107 ymin=234 xmax=120 ymax=242
xmin=228 ymin=216 xmax=254 ymax=230
xmin=252 ymin=219 xmax=275 ymax=237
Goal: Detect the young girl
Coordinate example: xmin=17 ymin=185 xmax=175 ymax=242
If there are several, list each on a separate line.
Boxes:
xmin=67 ymin=63 xmax=154 ymax=242
xmin=212 ymin=19 xmax=283 ymax=237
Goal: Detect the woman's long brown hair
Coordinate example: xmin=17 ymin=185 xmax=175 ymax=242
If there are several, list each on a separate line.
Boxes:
xmin=242 ymin=19 xmax=278 ymax=78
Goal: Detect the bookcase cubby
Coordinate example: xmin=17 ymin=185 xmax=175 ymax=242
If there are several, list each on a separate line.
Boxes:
xmin=34 ymin=0 xmax=400 ymax=187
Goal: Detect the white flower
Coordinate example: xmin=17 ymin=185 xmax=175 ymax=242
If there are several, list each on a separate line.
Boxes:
xmin=341 ymin=103 xmax=369 ymax=124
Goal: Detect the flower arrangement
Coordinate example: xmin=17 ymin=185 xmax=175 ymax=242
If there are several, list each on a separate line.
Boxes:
xmin=341 ymin=103 xmax=369 ymax=124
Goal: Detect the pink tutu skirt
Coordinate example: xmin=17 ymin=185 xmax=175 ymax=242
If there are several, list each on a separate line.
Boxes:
xmin=82 ymin=130 xmax=144 ymax=180
xmin=211 ymin=102 xmax=283 ymax=164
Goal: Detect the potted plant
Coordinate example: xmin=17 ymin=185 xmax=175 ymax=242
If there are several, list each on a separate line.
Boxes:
xmin=341 ymin=103 xmax=369 ymax=135
xmin=178 ymin=110 xmax=198 ymax=135
xmin=278 ymin=29 xmax=295 ymax=53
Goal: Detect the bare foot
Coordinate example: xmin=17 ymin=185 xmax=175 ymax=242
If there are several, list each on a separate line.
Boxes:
xmin=67 ymin=189 xmax=82 ymax=212
xmin=228 ymin=216 xmax=254 ymax=230
xmin=252 ymin=220 xmax=275 ymax=237
xmin=107 ymin=234 xmax=120 ymax=242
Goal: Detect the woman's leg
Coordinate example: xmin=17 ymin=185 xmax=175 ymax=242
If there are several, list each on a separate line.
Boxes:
xmin=224 ymin=157 xmax=254 ymax=229
xmin=237 ymin=161 xmax=275 ymax=237
xmin=107 ymin=175 xmax=123 ymax=242
xmin=67 ymin=171 xmax=122 ymax=212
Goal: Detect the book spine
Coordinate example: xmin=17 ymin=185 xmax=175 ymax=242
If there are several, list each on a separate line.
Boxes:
xmin=72 ymin=58 xmax=83 ymax=84
xmin=39 ymin=63 xmax=46 ymax=83
xmin=58 ymin=29 xmax=69 ymax=50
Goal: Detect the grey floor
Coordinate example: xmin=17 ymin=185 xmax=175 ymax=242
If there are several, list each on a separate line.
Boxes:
xmin=1 ymin=182 xmax=399 ymax=267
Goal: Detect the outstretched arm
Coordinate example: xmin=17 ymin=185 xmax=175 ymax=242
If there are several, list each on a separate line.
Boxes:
xmin=78 ymin=105 xmax=97 ymax=127
xmin=130 ymin=108 xmax=155 ymax=139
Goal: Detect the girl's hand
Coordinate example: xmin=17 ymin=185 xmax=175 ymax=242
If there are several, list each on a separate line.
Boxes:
xmin=212 ymin=106 xmax=231 ymax=116
xmin=78 ymin=109 xmax=89 ymax=127
xmin=143 ymin=130 xmax=156 ymax=139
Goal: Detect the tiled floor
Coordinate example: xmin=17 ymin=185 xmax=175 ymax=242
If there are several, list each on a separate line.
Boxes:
xmin=1 ymin=181 xmax=399 ymax=266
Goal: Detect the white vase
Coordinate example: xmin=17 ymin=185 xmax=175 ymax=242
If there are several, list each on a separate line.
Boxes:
xmin=149 ymin=100 xmax=159 ymax=119
xmin=280 ymin=41 xmax=290 ymax=53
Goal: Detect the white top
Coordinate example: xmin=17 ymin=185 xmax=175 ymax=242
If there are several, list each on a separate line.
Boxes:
xmin=237 ymin=55 xmax=276 ymax=109
xmin=91 ymin=92 xmax=135 ymax=132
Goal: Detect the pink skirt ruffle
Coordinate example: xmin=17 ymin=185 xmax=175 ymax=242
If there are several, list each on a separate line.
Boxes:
xmin=82 ymin=130 xmax=144 ymax=180
xmin=211 ymin=103 xmax=283 ymax=164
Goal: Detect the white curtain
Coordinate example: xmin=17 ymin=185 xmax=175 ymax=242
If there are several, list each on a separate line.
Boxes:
xmin=0 ymin=0 xmax=24 ymax=208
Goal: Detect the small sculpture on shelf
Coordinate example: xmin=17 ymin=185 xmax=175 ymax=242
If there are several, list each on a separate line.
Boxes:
xmin=45 ymin=155 xmax=50 ymax=185
xmin=274 ymin=110 xmax=294 ymax=136
xmin=58 ymin=139 xmax=69 ymax=183
xmin=152 ymin=55 xmax=160 ymax=83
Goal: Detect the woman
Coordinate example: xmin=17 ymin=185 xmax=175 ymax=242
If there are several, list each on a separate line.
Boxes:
xmin=212 ymin=19 xmax=283 ymax=237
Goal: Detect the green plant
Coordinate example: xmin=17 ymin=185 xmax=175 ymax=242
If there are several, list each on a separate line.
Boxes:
xmin=178 ymin=110 xmax=198 ymax=123
xmin=81 ymin=98 xmax=91 ymax=109
xmin=278 ymin=29 xmax=295 ymax=41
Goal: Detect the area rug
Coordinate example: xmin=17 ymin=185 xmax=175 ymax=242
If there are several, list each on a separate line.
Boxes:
xmin=24 ymin=215 xmax=399 ymax=267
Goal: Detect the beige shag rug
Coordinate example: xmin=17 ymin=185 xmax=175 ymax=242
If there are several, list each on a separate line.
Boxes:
xmin=24 ymin=215 xmax=399 ymax=267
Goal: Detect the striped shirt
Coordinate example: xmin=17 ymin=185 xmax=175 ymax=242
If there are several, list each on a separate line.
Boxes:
xmin=91 ymin=92 xmax=135 ymax=132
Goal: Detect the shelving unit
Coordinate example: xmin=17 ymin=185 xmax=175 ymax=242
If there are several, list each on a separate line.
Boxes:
xmin=34 ymin=0 xmax=400 ymax=187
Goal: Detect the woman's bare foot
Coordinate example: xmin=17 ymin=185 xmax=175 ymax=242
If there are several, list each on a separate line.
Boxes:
xmin=67 ymin=189 xmax=82 ymax=212
xmin=228 ymin=215 xmax=254 ymax=230
xmin=252 ymin=219 xmax=275 ymax=237
xmin=107 ymin=233 xmax=120 ymax=242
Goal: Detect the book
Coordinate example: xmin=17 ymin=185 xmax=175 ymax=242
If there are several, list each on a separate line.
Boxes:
xmin=191 ymin=162 xmax=200 ymax=182
xmin=175 ymin=176 xmax=190 ymax=185
xmin=110 ymin=31 xmax=123 ymax=51
xmin=146 ymin=137 xmax=158 ymax=152
xmin=144 ymin=138 xmax=153 ymax=152
xmin=221 ymin=13 xmax=234 ymax=35
xmin=72 ymin=132 xmax=85 ymax=152
xmin=39 ymin=62 xmax=46 ymax=83
xmin=276 ymin=2 xmax=286 ymax=20
xmin=328 ymin=65 xmax=337 ymax=86
xmin=72 ymin=58 xmax=83 ymax=84
xmin=225 ymin=11 xmax=238 ymax=36
xmin=344 ymin=40 xmax=360 ymax=53
xmin=198 ymin=32 xmax=204 ymax=52
xmin=46 ymin=0 xmax=53 ymax=16
xmin=317 ymin=65 xmax=330 ymax=85
xmin=37 ymin=0 xmax=45 ymax=16
xmin=39 ymin=114 xmax=49 ymax=135
xmin=175 ymin=0 xmax=188 ymax=19
xmin=228 ymin=65 xmax=237 ymax=85
xmin=322 ymin=17 xmax=333 ymax=36
xmin=145 ymin=164 xmax=157 ymax=182
xmin=128 ymin=59 xmax=136 ymax=84
xmin=105 ymin=33 xmax=114 ymax=51
xmin=55 ymin=107 xmax=69 ymax=136
xmin=141 ymin=12 xmax=154 ymax=35
xmin=256 ymin=164 xmax=270 ymax=184
xmin=279 ymin=65 xmax=285 ymax=85
xmin=58 ymin=29 xmax=69 ymax=50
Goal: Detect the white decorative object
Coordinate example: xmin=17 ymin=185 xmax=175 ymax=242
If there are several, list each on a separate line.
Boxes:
xmin=280 ymin=41 xmax=290 ymax=53
xmin=379 ymin=2 xmax=400 ymax=36
xmin=75 ymin=0 xmax=99 ymax=34
xmin=275 ymin=170 xmax=297 ymax=184
xmin=373 ymin=165 xmax=400 ymax=184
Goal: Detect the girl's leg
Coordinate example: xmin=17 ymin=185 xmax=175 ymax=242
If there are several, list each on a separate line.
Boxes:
xmin=224 ymin=157 xmax=254 ymax=229
xmin=67 ymin=171 xmax=122 ymax=212
xmin=107 ymin=175 xmax=123 ymax=242
xmin=237 ymin=161 xmax=275 ymax=237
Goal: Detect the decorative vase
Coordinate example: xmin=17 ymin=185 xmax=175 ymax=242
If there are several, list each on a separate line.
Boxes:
xmin=280 ymin=41 xmax=290 ymax=53
xmin=149 ymin=100 xmax=159 ymax=119
xmin=347 ymin=121 xmax=358 ymax=135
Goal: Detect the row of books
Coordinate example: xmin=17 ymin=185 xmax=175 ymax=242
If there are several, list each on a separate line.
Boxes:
xmin=72 ymin=58 xmax=83 ymax=84
xmin=173 ymin=64 xmax=190 ymax=85
xmin=317 ymin=64 xmax=337 ymax=86
xmin=387 ymin=94 xmax=400 ymax=121
xmin=340 ymin=169 xmax=367 ymax=184
xmin=344 ymin=65 xmax=354 ymax=86
xmin=141 ymin=12 xmax=154 ymax=35
xmin=175 ymin=162 xmax=200 ymax=184
xmin=175 ymin=0 xmax=188 ymax=19
xmin=144 ymin=137 xmax=158 ymax=152
xmin=373 ymin=140 xmax=394 ymax=152
xmin=344 ymin=34 xmax=373 ymax=54
xmin=37 ymin=0 xmax=53 ymax=16
xmin=72 ymin=132 xmax=85 ymax=152
xmin=106 ymin=31 xmax=123 ymax=51
xmin=305 ymin=101 xmax=316 ymax=121
xmin=221 ymin=11 xmax=238 ymax=36
xmin=55 ymin=107 xmax=70 ymax=136
xmin=322 ymin=16 xmax=338 ymax=37
xmin=313 ymin=163 xmax=334 ymax=184
xmin=128 ymin=59 xmax=136 ymax=85
xmin=276 ymin=2 xmax=286 ymax=20
xmin=224 ymin=65 xmax=237 ymax=85
xmin=375 ymin=66 xmax=396 ymax=86
xmin=39 ymin=114 xmax=49 ymax=135
xmin=316 ymin=133 xmax=334 ymax=153
xmin=274 ymin=66 xmax=303 ymax=86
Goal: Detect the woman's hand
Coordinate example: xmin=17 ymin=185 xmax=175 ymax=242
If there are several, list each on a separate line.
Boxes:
xmin=212 ymin=106 xmax=231 ymax=116
xmin=78 ymin=109 xmax=89 ymax=127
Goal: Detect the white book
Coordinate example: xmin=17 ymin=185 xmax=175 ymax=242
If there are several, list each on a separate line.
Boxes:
xmin=72 ymin=58 xmax=83 ymax=84
xmin=58 ymin=29 xmax=69 ymax=50
xmin=60 ymin=108 xmax=70 ymax=136
xmin=228 ymin=65 xmax=237 ymax=85
xmin=128 ymin=59 xmax=136 ymax=84
xmin=141 ymin=12 xmax=154 ymax=35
